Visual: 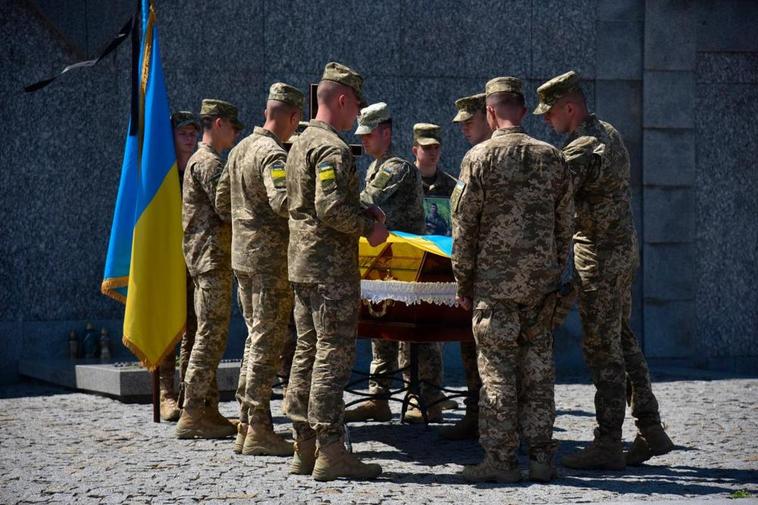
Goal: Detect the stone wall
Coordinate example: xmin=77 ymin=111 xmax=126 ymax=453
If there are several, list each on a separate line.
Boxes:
xmin=0 ymin=0 xmax=756 ymax=384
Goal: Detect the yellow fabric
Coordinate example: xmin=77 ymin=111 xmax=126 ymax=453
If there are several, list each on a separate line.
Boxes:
xmin=123 ymin=167 xmax=186 ymax=368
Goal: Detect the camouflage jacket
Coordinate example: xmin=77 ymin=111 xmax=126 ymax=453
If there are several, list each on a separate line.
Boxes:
xmin=216 ymin=127 xmax=289 ymax=277
xmin=286 ymin=120 xmax=375 ymax=284
xmin=360 ymin=151 xmax=425 ymax=234
xmin=182 ymin=142 xmax=231 ymax=276
xmin=452 ymin=126 xmax=574 ymax=305
xmin=564 ymin=115 xmax=639 ymax=282
xmin=421 ymin=167 xmax=458 ymax=197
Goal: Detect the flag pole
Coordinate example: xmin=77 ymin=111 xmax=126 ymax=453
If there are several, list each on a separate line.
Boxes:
xmin=152 ymin=370 xmax=160 ymax=423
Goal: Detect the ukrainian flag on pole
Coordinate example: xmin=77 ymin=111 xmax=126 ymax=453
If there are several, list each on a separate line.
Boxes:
xmin=101 ymin=0 xmax=185 ymax=370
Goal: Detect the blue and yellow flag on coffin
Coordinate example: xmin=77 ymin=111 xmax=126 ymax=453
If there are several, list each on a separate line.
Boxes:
xmin=101 ymin=0 xmax=185 ymax=370
xmin=359 ymin=232 xmax=452 ymax=280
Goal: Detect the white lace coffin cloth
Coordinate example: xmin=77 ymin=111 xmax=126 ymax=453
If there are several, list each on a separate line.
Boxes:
xmin=360 ymin=280 xmax=459 ymax=307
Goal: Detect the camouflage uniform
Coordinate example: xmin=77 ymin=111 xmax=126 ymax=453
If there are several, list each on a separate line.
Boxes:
xmin=564 ymin=117 xmax=660 ymax=441
xmin=216 ymin=125 xmax=294 ymax=426
xmin=182 ymin=141 xmax=233 ymax=410
xmin=450 ymin=93 xmax=490 ymax=418
xmin=285 ymin=119 xmax=375 ymax=448
xmin=452 ymin=121 xmax=573 ymax=469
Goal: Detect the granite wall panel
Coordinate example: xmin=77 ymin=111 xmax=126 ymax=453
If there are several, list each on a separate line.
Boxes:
xmin=643 ymin=243 xmax=695 ymax=302
xmin=696 ymin=0 xmax=758 ymax=52
xmin=596 ymin=21 xmax=643 ymax=81
xmin=694 ymin=81 xmax=758 ymax=362
xmin=642 ymin=129 xmax=695 ymax=187
xmin=643 ymin=188 xmax=693 ymax=243
xmin=597 ymin=0 xmax=643 ymax=21
xmin=643 ymin=300 xmax=694 ymax=358
xmin=644 ymin=0 xmax=696 ymax=71
xmin=643 ymin=70 xmax=695 ymax=129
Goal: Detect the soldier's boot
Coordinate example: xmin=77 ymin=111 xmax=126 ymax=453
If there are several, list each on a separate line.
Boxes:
xmin=460 ymin=458 xmax=522 ymax=484
xmin=403 ymin=403 xmax=442 ymax=424
xmin=626 ymin=422 xmax=674 ymax=466
xmin=159 ymin=371 xmax=180 ymax=422
xmin=439 ymin=408 xmax=478 ymax=440
xmin=311 ymin=439 xmax=382 ymax=481
xmin=176 ymin=407 xmax=236 ymax=439
xmin=242 ymin=423 xmax=294 ymax=456
xmin=206 ymin=401 xmax=237 ymax=436
xmin=233 ymin=422 xmax=248 ymax=454
xmin=562 ymin=435 xmax=626 ymax=471
xmin=281 ymin=386 xmax=288 ymax=416
xmin=289 ymin=436 xmax=317 ymax=475
xmin=528 ymin=457 xmax=557 ymax=482
xmin=344 ymin=400 xmax=392 ymax=422
xmin=159 ymin=393 xmax=181 ymax=422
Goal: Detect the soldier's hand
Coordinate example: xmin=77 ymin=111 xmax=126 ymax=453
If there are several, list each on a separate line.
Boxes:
xmin=364 ymin=205 xmax=386 ymax=224
xmin=456 ymin=296 xmax=472 ymax=311
xmin=366 ymin=222 xmax=389 ymax=246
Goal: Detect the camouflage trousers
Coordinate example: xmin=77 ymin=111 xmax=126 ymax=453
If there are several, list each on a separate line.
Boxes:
xmin=286 ymin=281 xmax=359 ymax=447
xmin=578 ymin=267 xmax=660 ymax=440
xmin=474 ymin=298 xmax=556 ymax=467
xmin=460 ymin=340 xmax=482 ymax=409
xmin=234 ymin=271 xmax=294 ymax=425
xmin=160 ymin=270 xmax=196 ymax=408
xmin=183 ymin=268 xmax=232 ymax=410
xmin=369 ymin=340 xmax=443 ymax=403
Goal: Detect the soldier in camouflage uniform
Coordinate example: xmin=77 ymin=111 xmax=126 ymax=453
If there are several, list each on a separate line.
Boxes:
xmin=393 ymin=123 xmax=460 ymax=423
xmin=342 ymin=102 xmax=431 ymax=424
xmin=176 ymin=99 xmax=242 ymax=440
xmin=158 ymin=111 xmax=200 ymax=422
xmin=536 ymin=71 xmax=674 ymax=470
xmin=439 ymin=93 xmax=492 ymax=441
xmin=452 ymin=77 xmax=574 ymax=483
xmin=216 ymin=83 xmax=304 ymax=456
xmin=285 ymin=62 xmax=388 ymax=481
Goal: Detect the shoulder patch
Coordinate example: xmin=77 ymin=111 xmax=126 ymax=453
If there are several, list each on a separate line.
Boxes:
xmin=318 ymin=161 xmax=336 ymax=181
xmin=372 ymin=166 xmax=394 ymax=189
xmin=450 ymin=179 xmax=466 ymax=213
xmin=317 ymin=160 xmax=338 ymax=192
xmin=270 ymin=160 xmax=286 ymax=189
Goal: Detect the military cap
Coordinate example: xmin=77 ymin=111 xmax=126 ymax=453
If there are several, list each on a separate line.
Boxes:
xmin=268 ymin=82 xmax=304 ymax=109
xmin=355 ymin=102 xmax=391 ymax=135
xmin=452 ymin=93 xmax=486 ymax=123
xmin=485 ymin=76 xmax=524 ymax=97
xmin=413 ymin=123 xmax=442 ymax=146
xmin=321 ymin=61 xmax=365 ymax=106
xmin=171 ymin=111 xmax=199 ymax=130
xmin=533 ymin=70 xmax=581 ymax=115
xmin=200 ymin=99 xmax=244 ymax=130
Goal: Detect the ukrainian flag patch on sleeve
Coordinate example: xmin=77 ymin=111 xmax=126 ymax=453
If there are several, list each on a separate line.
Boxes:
xmin=451 ymin=179 xmax=466 ymax=212
xmin=318 ymin=161 xmax=336 ymax=182
xmin=270 ymin=160 xmax=287 ymax=189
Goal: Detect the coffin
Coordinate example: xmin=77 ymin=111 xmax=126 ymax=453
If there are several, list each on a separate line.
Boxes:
xmin=358 ymin=233 xmax=473 ymax=343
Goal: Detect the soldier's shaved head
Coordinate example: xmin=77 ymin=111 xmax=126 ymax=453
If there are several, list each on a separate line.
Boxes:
xmin=485 ymin=92 xmax=527 ymax=129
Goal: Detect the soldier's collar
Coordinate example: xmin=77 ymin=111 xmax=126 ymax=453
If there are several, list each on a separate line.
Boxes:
xmin=309 ymin=119 xmax=339 ymax=136
xmin=574 ymin=113 xmax=598 ymax=136
xmin=253 ymin=126 xmax=284 ymax=147
xmin=198 ymin=141 xmax=220 ymax=156
xmin=492 ymin=126 xmax=524 ymax=137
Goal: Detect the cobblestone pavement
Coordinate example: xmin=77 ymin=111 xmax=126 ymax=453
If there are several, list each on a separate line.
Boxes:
xmin=1 ymin=373 xmax=756 ymax=504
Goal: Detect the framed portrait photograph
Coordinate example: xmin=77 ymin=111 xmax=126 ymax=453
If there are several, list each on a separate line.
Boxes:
xmin=423 ymin=197 xmax=452 ymax=236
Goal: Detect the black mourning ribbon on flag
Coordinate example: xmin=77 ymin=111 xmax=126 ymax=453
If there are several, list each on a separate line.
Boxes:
xmin=24 ymin=15 xmax=135 ymax=93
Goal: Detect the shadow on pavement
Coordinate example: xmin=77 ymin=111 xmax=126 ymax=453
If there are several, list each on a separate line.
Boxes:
xmin=0 ymin=379 xmax=74 ymax=400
